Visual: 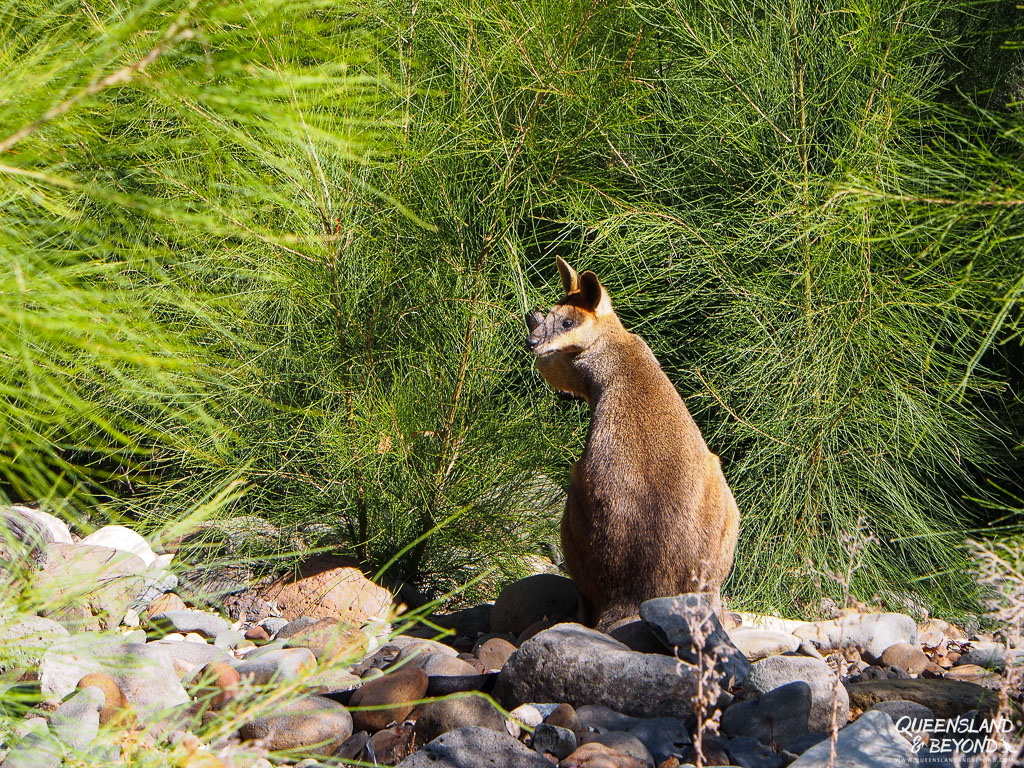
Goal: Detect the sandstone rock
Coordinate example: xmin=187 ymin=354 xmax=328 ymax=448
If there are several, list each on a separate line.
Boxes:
xmin=238 ymin=694 xmax=352 ymax=755
xmin=76 ymin=672 xmax=128 ymax=724
xmin=414 ymin=694 xmax=507 ymax=742
xmin=578 ymin=732 xmax=655 ymax=768
xmin=722 ymin=681 xmax=811 ymax=748
xmin=231 ymin=647 xmax=316 ymax=685
xmin=474 ymin=636 xmax=518 ymax=670
xmin=545 ymin=702 xmax=581 ymax=732
xmin=743 ymin=655 xmax=848 ymax=732
xmin=279 ymin=617 xmax=367 ymax=661
xmin=787 ymin=710 xmax=913 ymax=767
xmin=879 ymin=642 xmax=930 ymax=674
xmin=495 ymin=624 xmax=712 ymax=720
xmin=491 ymin=575 xmax=579 ymax=636
xmin=244 ymin=625 xmax=270 ymax=643
xmin=190 ymin=661 xmax=240 ymax=709
xmin=395 ymin=725 xmax=552 ymax=767
xmin=727 ymin=628 xmax=801 ymax=661
xmin=792 ymin=613 xmax=917 ymax=663
xmin=35 ymin=544 xmax=147 ymax=631
xmin=943 ymin=663 xmax=1002 ymax=688
xmin=79 ymin=525 xmax=156 ymax=567
xmin=559 ymin=742 xmax=648 ymax=768
xmin=144 ymin=592 xmax=187 ymax=618
xmin=845 ymin=678 xmax=997 ymax=718
xmin=640 ymin=594 xmax=750 ymax=687
xmin=349 ymin=665 xmax=428 ymax=732
xmin=258 ymin=556 xmax=392 ymax=624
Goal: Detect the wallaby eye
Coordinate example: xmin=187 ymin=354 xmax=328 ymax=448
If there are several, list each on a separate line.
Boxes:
xmin=562 ymin=319 xmax=574 ymax=329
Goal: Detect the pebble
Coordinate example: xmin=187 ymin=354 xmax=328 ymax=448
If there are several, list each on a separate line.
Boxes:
xmin=348 ymin=665 xmax=429 ymax=732
xmin=238 ymin=694 xmax=352 ymax=755
xmin=544 ymin=702 xmax=581 ymax=731
xmin=244 ymin=625 xmax=271 ymax=643
xmin=259 ymin=617 xmax=289 ymax=637
xmin=419 ymin=653 xmax=481 ymax=677
xmin=190 ymin=661 xmax=239 ymax=709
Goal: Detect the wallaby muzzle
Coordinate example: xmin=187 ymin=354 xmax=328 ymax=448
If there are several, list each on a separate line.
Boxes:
xmin=525 ymin=309 xmax=544 ymax=332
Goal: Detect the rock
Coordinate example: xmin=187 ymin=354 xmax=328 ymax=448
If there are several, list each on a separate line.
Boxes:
xmin=414 ymin=694 xmax=507 ymax=742
xmin=545 ymin=703 xmax=581 ymax=732
xmin=722 ymin=681 xmax=811 ymax=748
xmin=238 ymin=694 xmax=352 ymax=755
xmin=845 ymin=678 xmax=997 ymax=718
xmin=143 ymin=592 xmax=187 ymax=619
xmin=792 ymin=613 xmax=917 ymax=664
xmin=35 ymin=544 xmax=147 ymax=631
xmin=727 ymin=628 xmax=801 ymax=661
xmin=533 ymin=722 xmax=578 ymax=759
xmin=148 ymin=609 xmax=230 ymax=640
xmin=336 ymin=730 xmax=370 ymax=760
xmin=395 ymin=637 xmax=459 ymax=661
xmin=276 ymin=616 xmax=319 ymax=638
xmin=149 ymin=639 xmax=232 ymax=678
xmin=433 ymin=604 xmax=494 ymax=638
xmin=575 ymin=706 xmax=690 ymax=763
xmin=349 ymin=665 xmax=429 ymax=732
xmin=640 ymin=594 xmax=751 ymax=687
xmin=491 ymin=575 xmax=580 ymax=636
xmin=279 ymin=617 xmax=367 ymax=661
xmin=879 ymin=642 xmax=930 ymax=675
xmin=495 ymin=624 xmax=713 ymax=720
xmin=420 ymin=653 xmax=481 ymax=677
xmin=395 ymin=725 xmax=552 ymax=767
xmin=1 ymin=507 xmax=57 ymax=565
xmin=79 ymin=525 xmax=156 ymax=567
xmin=607 ymin=621 xmax=666 ymax=654
xmin=725 ymin=735 xmax=784 ymax=768
xmin=258 ymin=556 xmax=392 ymax=624
xmin=743 ymin=655 xmax=848 ymax=732
xmin=369 ymin=723 xmax=416 ymax=764
xmin=260 ymin=617 xmax=289 ymax=637
xmin=50 ymin=685 xmax=103 ymax=751
xmin=866 ymin=698 xmax=934 ymax=724
xmin=231 ymin=647 xmax=316 ymax=685
xmin=559 ymin=742 xmax=648 ymax=767
xmin=10 ymin=506 xmax=73 ymax=544
xmin=787 ymin=710 xmax=913 ymax=767
xmin=76 ymin=672 xmax=128 ymax=724
xmin=943 ymin=664 xmax=1002 ymax=688
xmin=959 ymin=640 xmax=1024 ymax=671
xmin=0 ymin=615 xmax=69 ymax=671
xmin=578 ymin=732 xmax=655 ymax=767
xmin=190 ymin=661 xmax=239 ymax=709
xmin=1 ymin=720 xmax=63 ymax=768
xmin=475 ymin=636 xmax=518 ymax=670
xmin=244 ymin=625 xmax=270 ymax=643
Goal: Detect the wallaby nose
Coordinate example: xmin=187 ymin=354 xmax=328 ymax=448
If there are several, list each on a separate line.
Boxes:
xmin=526 ymin=336 xmax=539 ymax=352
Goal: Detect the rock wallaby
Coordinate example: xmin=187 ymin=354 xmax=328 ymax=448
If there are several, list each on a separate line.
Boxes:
xmin=525 ymin=257 xmax=740 ymax=629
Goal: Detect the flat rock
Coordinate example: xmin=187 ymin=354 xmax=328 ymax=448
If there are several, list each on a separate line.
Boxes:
xmin=845 ymin=678 xmax=997 ymax=718
xmin=238 ymin=694 xmax=352 ymax=755
xmin=490 ymin=574 xmax=579 ymax=635
xmin=722 ymin=680 xmax=812 ymax=748
xmin=148 ymin=609 xmax=230 ymax=639
xmin=793 ymin=613 xmax=917 ymax=663
xmin=788 ymin=709 xmax=914 ymax=767
xmin=349 ymin=665 xmax=428 ymax=732
xmin=258 ymin=556 xmax=392 ymax=624
xmin=414 ymin=694 xmax=507 ymax=742
xmin=35 ymin=544 xmax=147 ymax=631
xmin=395 ymin=725 xmax=552 ymax=767
xmin=727 ymin=628 xmax=801 ymax=661
xmin=79 ymin=525 xmax=157 ymax=567
xmin=495 ymin=624 xmax=712 ymax=720
xmin=959 ymin=641 xmax=1024 ymax=671
xmin=640 ymin=594 xmax=750 ymax=687
xmin=743 ymin=655 xmax=848 ymax=732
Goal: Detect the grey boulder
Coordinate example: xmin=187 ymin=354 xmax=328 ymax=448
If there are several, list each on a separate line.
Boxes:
xmin=395 ymin=725 xmax=552 ymax=767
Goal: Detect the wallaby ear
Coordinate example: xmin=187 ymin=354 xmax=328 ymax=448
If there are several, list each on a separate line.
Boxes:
xmin=556 ymin=256 xmax=579 ymax=294
xmin=579 ymin=270 xmax=613 ymax=316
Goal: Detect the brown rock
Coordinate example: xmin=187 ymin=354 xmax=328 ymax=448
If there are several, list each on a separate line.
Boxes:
xmin=491 ymin=575 xmax=579 ymax=635
xmin=456 ymin=654 xmax=491 ymax=674
xmin=192 ymin=661 xmax=239 ymax=709
xmin=944 ymin=664 xmax=1002 ymax=689
xmin=258 ymin=556 xmax=392 ymax=624
xmin=238 ymin=694 xmax=352 ymax=754
xmin=349 ymin=665 xmax=429 ymax=732
xmin=520 ymin=619 xmax=558 ymax=644
xmin=413 ymin=694 xmax=507 ymax=742
xmin=76 ymin=672 xmax=128 ymax=725
xmin=845 ymin=678 xmax=997 ymax=718
xmin=419 ymin=654 xmax=480 ymax=677
xmin=36 ymin=544 xmax=147 ymax=631
xmin=544 ymin=703 xmax=581 ymax=732
xmin=281 ymin=618 xmax=367 ymax=662
xmin=474 ymin=637 xmax=518 ymax=670
xmin=244 ymin=625 xmax=270 ymax=643
xmin=145 ymin=593 xmax=187 ymax=618
xmin=369 ymin=723 xmax=416 ymax=764
xmin=559 ymin=743 xmax=647 ymax=768
xmin=879 ymin=642 xmax=930 ymax=674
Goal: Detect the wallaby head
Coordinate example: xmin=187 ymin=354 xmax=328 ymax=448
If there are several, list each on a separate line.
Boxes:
xmin=525 ymin=257 xmax=622 ymax=400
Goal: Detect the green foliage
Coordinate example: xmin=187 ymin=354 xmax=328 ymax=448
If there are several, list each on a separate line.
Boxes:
xmin=2 ymin=0 xmax=1023 ymax=616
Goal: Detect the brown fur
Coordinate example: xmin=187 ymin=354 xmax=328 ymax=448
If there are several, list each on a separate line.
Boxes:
xmin=526 ymin=257 xmax=740 ymax=629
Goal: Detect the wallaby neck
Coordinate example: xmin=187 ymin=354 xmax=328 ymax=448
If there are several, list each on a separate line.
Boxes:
xmin=573 ymin=329 xmax=658 ymax=407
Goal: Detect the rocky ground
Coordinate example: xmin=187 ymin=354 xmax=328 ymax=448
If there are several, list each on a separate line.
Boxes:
xmin=1 ymin=504 xmax=1021 ymax=768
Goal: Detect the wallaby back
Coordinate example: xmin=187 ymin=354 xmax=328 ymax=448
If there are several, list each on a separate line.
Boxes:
xmin=526 ymin=257 xmax=740 ymax=629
